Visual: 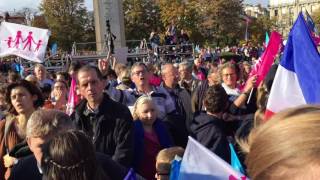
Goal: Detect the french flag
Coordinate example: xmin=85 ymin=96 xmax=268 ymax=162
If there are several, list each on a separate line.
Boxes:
xmin=265 ymin=12 xmax=320 ymax=119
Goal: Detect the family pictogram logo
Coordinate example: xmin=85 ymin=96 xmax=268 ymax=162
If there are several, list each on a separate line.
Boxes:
xmin=5 ymin=31 xmax=43 ymax=52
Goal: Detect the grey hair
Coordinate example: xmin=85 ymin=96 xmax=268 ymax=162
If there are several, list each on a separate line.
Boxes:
xmin=178 ymin=61 xmax=192 ymax=72
xmin=26 ymin=109 xmax=75 ymax=138
xmin=132 ymin=95 xmax=158 ymax=120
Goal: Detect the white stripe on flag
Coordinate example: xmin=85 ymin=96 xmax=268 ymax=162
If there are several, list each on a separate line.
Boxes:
xmin=178 ymin=137 xmax=246 ymax=180
xmin=267 ymin=65 xmax=306 ymax=113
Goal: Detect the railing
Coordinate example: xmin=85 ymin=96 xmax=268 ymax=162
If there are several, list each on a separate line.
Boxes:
xmin=71 ymin=40 xmax=195 ymax=63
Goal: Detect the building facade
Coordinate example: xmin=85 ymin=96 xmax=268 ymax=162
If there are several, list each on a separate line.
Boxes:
xmin=0 ymin=12 xmax=26 ymax=24
xmin=244 ymin=4 xmax=269 ymax=18
xmin=270 ymin=0 xmax=320 ymax=36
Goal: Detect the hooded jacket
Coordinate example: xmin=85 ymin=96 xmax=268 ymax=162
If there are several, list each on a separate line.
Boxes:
xmin=190 ymin=113 xmax=230 ymax=163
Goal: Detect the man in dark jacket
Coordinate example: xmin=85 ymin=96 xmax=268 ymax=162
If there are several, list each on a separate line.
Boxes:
xmin=71 ymin=65 xmax=134 ymax=168
xmin=190 ymin=85 xmax=231 ymax=163
xmin=9 ymin=109 xmax=132 ymax=180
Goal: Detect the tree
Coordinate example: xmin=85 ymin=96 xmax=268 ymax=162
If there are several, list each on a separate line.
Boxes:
xmin=32 ymin=15 xmax=49 ymax=29
xmin=198 ymin=0 xmax=244 ymax=46
xmin=158 ymin=0 xmax=244 ymax=45
xmin=123 ymin=0 xmax=162 ymax=41
xmin=40 ymin=0 xmax=90 ymax=51
xmin=157 ymin=0 xmax=203 ymax=43
xmin=247 ymin=15 xmax=276 ymax=45
xmin=81 ymin=11 xmax=96 ymax=50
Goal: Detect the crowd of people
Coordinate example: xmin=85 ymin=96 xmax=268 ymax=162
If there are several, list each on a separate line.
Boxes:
xmin=0 ymin=40 xmax=319 ymax=180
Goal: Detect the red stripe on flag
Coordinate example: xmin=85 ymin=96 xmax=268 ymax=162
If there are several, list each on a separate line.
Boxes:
xmin=264 ymin=109 xmax=275 ymax=122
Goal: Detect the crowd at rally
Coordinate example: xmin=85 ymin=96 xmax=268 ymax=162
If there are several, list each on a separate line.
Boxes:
xmin=1 ymin=17 xmax=320 ymax=179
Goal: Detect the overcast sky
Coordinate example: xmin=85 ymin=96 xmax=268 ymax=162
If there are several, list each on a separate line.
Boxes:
xmin=0 ymin=0 xmax=268 ymax=12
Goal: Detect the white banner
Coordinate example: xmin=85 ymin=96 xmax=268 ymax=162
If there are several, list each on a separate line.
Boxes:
xmin=0 ymin=22 xmax=50 ymax=63
xmin=178 ymin=137 xmax=248 ymax=180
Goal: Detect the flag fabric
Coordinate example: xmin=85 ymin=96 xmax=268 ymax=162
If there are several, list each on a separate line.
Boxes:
xmin=248 ymin=31 xmax=282 ymax=87
xmin=0 ymin=22 xmax=50 ymax=63
xmin=264 ymin=32 xmax=270 ymax=47
xmin=170 ymin=155 xmax=182 ymax=180
xmin=229 ymin=143 xmax=245 ymax=175
xmin=17 ymin=63 xmax=24 ymax=77
xmin=265 ymin=12 xmax=320 ymax=119
xmin=66 ymin=77 xmax=78 ymax=115
xmin=178 ymin=137 xmax=247 ymax=180
xmin=195 ymin=45 xmax=200 ymax=53
xmin=51 ymin=43 xmax=58 ymax=56
xmin=124 ymin=168 xmax=137 ymax=180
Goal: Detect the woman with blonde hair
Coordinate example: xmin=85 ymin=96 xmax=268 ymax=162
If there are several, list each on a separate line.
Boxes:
xmin=241 ymin=105 xmax=320 ymax=180
xmin=132 ymin=95 xmax=173 ymax=180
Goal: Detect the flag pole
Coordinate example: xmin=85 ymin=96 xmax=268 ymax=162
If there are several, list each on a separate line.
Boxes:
xmin=245 ymin=19 xmax=249 ymax=42
xmin=246 ymin=88 xmax=254 ymax=104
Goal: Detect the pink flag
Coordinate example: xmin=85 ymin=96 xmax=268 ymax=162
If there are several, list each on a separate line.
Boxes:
xmin=249 ymin=31 xmax=282 ymax=87
xmin=66 ymin=77 xmax=78 ymax=115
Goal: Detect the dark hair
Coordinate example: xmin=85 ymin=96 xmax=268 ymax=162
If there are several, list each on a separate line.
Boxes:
xmin=6 ymin=80 xmax=44 ymax=114
xmin=53 ymin=80 xmax=68 ymax=90
xmin=203 ymin=84 xmax=229 ymax=113
xmin=0 ymin=84 xmax=7 ymax=96
xmin=219 ymin=62 xmax=240 ymax=81
xmin=77 ymin=65 xmax=104 ymax=81
xmin=130 ymin=62 xmax=148 ymax=76
xmin=105 ymin=69 xmax=117 ymax=79
xmin=8 ymin=71 xmax=21 ymax=83
xmin=0 ymin=84 xmax=8 ymax=111
xmin=41 ymin=130 xmax=108 ymax=180
xmin=56 ymin=71 xmax=70 ymax=84
xmin=68 ymin=61 xmax=82 ymax=74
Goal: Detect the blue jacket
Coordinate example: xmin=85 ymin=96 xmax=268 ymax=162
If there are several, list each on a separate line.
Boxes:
xmin=133 ymin=119 xmax=173 ymax=169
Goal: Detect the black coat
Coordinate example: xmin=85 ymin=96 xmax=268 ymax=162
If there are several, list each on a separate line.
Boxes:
xmin=71 ymin=94 xmax=134 ymax=167
xmin=190 ymin=113 xmax=231 ymax=163
xmin=9 ymin=153 xmax=129 ymax=180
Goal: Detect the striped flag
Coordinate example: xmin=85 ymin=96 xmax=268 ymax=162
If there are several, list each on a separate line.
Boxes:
xmin=265 ymin=12 xmax=320 ymax=119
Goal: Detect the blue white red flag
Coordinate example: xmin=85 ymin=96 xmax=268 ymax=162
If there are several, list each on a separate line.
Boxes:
xmin=265 ymin=12 xmax=320 ymax=119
